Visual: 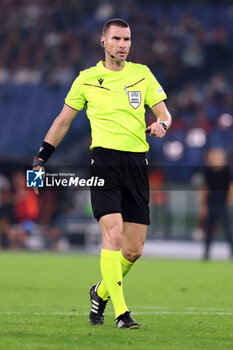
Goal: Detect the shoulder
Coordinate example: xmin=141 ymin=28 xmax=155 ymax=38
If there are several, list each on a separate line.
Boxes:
xmin=127 ymin=62 xmax=155 ymax=82
xmin=72 ymin=64 xmax=99 ymax=82
xmin=80 ymin=65 xmax=99 ymax=77
xmin=127 ymin=62 xmax=150 ymax=73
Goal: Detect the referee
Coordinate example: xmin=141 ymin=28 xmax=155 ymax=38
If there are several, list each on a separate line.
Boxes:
xmin=33 ymin=18 xmax=172 ymax=329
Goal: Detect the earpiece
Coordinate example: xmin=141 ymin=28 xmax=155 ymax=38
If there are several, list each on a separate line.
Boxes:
xmin=101 ymin=40 xmax=116 ymax=59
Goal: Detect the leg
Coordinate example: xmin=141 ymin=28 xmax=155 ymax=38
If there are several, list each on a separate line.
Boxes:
xmin=98 ymin=213 xmax=128 ymax=318
xmin=98 ymin=221 xmax=147 ymax=300
xmin=204 ymin=207 xmax=217 ymax=259
xmin=90 ymin=213 xmax=128 ymax=324
xmin=122 ymin=222 xmax=147 ymax=263
xmin=114 ymin=222 xmax=146 ymax=328
xmin=99 ymin=212 xmax=123 ymax=250
xmin=221 ymin=208 xmax=233 ymax=257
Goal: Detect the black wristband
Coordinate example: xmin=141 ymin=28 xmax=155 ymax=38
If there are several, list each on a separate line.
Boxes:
xmin=37 ymin=141 xmax=55 ymax=163
xmin=160 ymin=122 xmax=167 ymax=131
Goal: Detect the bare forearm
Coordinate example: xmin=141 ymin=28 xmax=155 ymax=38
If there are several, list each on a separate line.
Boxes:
xmin=43 ymin=104 xmax=78 ymax=148
xmin=151 ymin=101 xmax=172 ymax=129
xmin=44 ymin=115 xmax=70 ymax=148
xmin=146 ymin=101 xmax=172 ymax=137
xmin=157 ymin=109 xmax=172 ymax=129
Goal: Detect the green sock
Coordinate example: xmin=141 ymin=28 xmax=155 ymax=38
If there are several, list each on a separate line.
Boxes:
xmin=100 ymin=249 xmax=128 ymax=318
xmin=97 ymin=251 xmax=134 ymax=301
xmin=120 ymin=251 xmax=134 ymax=277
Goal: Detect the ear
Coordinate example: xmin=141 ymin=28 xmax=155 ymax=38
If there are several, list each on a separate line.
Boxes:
xmin=101 ymin=36 xmax=105 ymax=48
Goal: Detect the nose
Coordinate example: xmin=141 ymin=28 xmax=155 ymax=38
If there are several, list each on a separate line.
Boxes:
xmin=119 ymin=39 xmax=125 ymax=48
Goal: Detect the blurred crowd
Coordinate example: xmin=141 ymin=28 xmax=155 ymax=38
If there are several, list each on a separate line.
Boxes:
xmin=0 ymin=170 xmax=94 ymax=250
xmin=0 ymin=171 xmax=60 ymax=250
xmin=0 ymin=0 xmax=233 ymax=251
xmin=1 ymin=0 xmax=233 ymax=87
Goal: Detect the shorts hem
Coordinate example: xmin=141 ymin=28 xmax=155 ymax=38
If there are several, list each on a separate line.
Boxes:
xmin=123 ymin=218 xmax=151 ymax=226
xmin=96 ymin=210 xmax=122 ymax=221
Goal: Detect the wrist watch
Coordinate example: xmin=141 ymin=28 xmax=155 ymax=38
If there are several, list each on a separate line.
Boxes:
xmin=160 ymin=122 xmax=167 ymax=131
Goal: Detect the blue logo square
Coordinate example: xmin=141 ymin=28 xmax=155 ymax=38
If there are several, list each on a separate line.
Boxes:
xmin=26 ymin=170 xmax=44 ymax=188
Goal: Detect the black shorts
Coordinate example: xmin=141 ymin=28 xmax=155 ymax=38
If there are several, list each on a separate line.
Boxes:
xmin=90 ymin=147 xmax=150 ymax=225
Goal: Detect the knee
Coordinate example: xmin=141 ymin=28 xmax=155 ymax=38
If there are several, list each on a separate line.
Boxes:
xmin=124 ymin=248 xmax=143 ymax=263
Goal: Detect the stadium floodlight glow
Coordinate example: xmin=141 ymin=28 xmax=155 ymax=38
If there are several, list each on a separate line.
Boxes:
xmin=218 ymin=113 xmax=233 ymax=129
xmin=163 ymin=141 xmax=184 ymax=161
xmin=185 ymin=128 xmax=206 ymax=148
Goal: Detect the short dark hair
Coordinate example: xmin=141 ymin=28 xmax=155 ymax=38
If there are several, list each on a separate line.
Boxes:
xmin=102 ymin=18 xmax=130 ymax=36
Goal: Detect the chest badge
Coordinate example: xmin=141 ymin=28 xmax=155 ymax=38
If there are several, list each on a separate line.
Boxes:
xmin=128 ymin=91 xmax=141 ymax=109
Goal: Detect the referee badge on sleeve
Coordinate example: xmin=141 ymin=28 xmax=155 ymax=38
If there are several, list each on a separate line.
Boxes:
xmin=128 ymin=91 xmax=141 ymax=109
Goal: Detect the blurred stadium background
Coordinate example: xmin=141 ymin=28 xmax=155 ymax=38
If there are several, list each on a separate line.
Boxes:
xmin=0 ymin=0 xmax=233 ymax=258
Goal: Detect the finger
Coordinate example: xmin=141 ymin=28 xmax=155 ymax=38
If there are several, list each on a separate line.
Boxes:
xmin=153 ymin=126 xmax=166 ymax=138
xmin=33 ymin=187 xmax=39 ymax=195
xmin=151 ymin=128 xmax=160 ymax=137
xmin=155 ymin=131 xmax=165 ymax=138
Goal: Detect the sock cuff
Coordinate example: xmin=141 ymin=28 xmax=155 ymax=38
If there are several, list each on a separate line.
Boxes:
xmin=101 ymin=249 xmax=121 ymax=260
xmin=120 ymin=251 xmax=134 ymax=267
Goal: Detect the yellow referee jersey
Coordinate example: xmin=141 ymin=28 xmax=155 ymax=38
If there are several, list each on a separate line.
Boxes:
xmin=65 ymin=60 xmax=167 ymax=152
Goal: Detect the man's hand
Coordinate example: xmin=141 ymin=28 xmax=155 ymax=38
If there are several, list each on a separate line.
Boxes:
xmin=32 ymin=165 xmax=45 ymax=195
xmin=145 ymin=122 xmax=166 ymax=138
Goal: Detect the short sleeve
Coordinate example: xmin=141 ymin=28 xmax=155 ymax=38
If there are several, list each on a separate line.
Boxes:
xmin=144 ymin=67 xmax=167 ymax=108
xmin=65 ymin=72 xmax=86 ymax=111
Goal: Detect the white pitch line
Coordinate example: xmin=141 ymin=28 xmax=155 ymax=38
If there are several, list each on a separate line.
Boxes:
xmin=8 ymin=305 xmax=230 ymax=312
xmin=133 ymin=311 xmax=233 ymax=316
xmin=1 ymin=311 xmax=233 ymax=316
xmin=132 ymin=306 xmax=233 ymax=312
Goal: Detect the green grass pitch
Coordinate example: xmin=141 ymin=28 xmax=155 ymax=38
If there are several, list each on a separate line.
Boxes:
xmin=0 ymin=252 xmax=233 ymax=350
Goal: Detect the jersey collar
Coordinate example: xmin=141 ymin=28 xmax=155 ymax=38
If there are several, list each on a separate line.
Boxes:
xmin=96 ymin=60 xmax=129 ymax=74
